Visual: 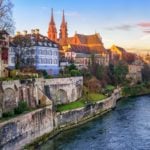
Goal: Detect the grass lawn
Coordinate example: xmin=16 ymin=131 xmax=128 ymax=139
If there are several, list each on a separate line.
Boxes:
xmin=57 ymin=99 xmax=85 ymax=112
xmin=57 ymin=93 xmax=107 ymax=112
xmin=105 ymin=85 xmax=115 ymax=91
xmin=88 ymin=93 xmax=106 ymax=102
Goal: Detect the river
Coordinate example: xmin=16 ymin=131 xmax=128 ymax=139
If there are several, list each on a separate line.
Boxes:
xmin=39 ymin=95 xmax=150 ymax=150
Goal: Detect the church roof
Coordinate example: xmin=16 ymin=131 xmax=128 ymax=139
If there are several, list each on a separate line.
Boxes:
xmin=75 ymin=33 xmax=102 ymax=45
xmin=66 ymin=44 xmax=106 ymax=54
xmin=111 ymin=45 xmax=126 ymax=53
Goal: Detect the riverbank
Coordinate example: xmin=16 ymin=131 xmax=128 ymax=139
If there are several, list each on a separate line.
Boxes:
xmin=0 ymin=83 xmax=150 ymax=150
xmin=24 ymin=88 xmax=122 ymax=149
xmin=39 ymin=95 xmax=150 ymax=150
xmin=0 ymin=88 xmax=121 ymax=150
xmin=26 ymin=83 xmax=150 ymax=149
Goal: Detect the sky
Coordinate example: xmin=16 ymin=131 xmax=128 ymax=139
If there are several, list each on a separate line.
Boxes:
xmin=13 ymin=0 xmax=150 ymax=52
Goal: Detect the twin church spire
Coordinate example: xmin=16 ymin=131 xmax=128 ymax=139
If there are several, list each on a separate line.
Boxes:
xmin=48 ymin=9 xmax=68 ymax=45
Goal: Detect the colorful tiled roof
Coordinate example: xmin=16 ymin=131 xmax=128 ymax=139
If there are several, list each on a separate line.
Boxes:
xmin=68 ymin=33 xmax=103 ymax=45
xmin=10 ymin=33 xmax=58 ymax=47
xmin=66 ymin=44 xmax=106 ymax=54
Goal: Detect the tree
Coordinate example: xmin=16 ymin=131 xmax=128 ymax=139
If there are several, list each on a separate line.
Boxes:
xmin=113 ymin=61 xmax=128 ymax=85
xmin=12 ymin=35 xmax=33 ymax=69
xmin=108 ymin=63 xmax=115 ymax=84
xmin=0 ymin=0 xmax=14 ymax=33
xmin=142 ymin=64 xmax=150 ymax=82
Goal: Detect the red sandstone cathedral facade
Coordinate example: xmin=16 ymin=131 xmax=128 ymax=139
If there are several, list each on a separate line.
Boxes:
xmin=48 ymin=9 xmax=109 ymax=67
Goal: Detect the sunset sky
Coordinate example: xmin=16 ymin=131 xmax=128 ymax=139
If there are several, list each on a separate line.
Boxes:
xmin=13 ymin=0 xmax=150 ymax=51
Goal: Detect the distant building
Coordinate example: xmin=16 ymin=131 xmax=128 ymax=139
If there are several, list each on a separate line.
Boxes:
xmin=109 ymin=45 xmax=127 ymax=62
xmin=126 ymin=59 xmax=144 ymax=84
xmin=64 ymin=44 xmax=109 ymax=69
xmin=9 ymin=29 xmax=59 ymax=75
xmin=0 ymin=30 xmax=9 ymax=77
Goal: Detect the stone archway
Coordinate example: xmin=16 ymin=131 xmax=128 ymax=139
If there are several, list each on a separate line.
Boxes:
xmin=3 ymin=88 xmax=16 ymax=112
xmin=56 ymin=89 xmax=68 ymax=104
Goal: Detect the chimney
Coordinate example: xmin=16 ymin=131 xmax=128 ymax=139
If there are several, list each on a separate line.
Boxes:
xmin=16 ymin=31 xmax=21 ymax=36
xmin=35 ymin=29 xmax=40 ymax=34
xmin=31 ymin=29 xmax=35 ymax=34
xmin=23 ymin=30 xmax=27 ymax=35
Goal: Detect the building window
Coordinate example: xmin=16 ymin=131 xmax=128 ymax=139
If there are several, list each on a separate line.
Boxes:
xmin=50 ymin=59 xmax=52 ymax=64
xmin=11 ymin=57 xmax=15 ymax=63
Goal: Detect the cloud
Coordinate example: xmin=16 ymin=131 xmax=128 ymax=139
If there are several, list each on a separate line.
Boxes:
xmin=137 ymin=22 xmax=150 ymax=34
xmin=137 ymin=22 xmax=150 ymax=28
xmin=143 ymin=30 xmax=150 ymax=34
xmin=105 ymin=24 xmax=133 ymax=31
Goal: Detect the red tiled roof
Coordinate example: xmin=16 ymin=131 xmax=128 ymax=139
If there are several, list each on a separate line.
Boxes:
xmin=68 ymin=33 xmax=103 ymax=45
xmin=67 ymin=44 xmax=106 ymax=54
xmin=75 ymin=34 xmax=102 ymax=45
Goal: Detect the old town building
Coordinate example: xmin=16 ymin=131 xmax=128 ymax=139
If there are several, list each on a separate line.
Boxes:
xmin=126 ymin=59 xmax=144 ymax=84
xmin=9 ymin=29 xmax=59 ymax=75
xmin=48 ymin=9 xmax=109 ymax=68
xmin=109 ymin=45 xmax=127 ymax=61
xmin=0 ymin=30 xmax=9 ymax=77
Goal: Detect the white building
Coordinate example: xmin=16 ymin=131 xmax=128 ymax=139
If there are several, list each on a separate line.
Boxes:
xmin=9 ymin=29 xmax=59 ymax=75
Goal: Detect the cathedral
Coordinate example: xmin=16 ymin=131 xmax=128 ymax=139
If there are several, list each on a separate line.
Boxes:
xmin=48 ymin=9 xmax=109 ymax=67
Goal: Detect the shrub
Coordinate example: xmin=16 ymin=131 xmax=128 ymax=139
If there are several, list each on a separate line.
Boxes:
xmin=45 ymin=75 xmax=53 ymax=79
xmin=14 ymin=101 xmax=29 ymax=115
xmin=2 ymin=110 xmax=14 ymax=118
xmin=41 ymin=70 xmax=48 ymax=78
xmin=70 ymin=70 xmax=81 ymax=76
xmin=10 ymin=70 xmax=19 ymax=78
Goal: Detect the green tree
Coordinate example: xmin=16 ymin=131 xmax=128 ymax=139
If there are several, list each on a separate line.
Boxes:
xmin=113 ymin=61 xmax=128 ymax=85
xmin=142 ymin=64 xmax=150 ymax=82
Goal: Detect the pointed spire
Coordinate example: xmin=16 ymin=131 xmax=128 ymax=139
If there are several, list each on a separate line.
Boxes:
xmin=48 ymin=8 xmax=57 ymax=41
xmin=61 ymin=10 xmax=66 ymax=26
xmin=50 ymin=8 xmax=55 ymax=25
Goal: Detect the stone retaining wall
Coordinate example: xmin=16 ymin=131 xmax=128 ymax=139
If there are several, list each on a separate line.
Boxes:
xmin=0 ymin=77 xmax=83 ymax=117
xmin=0 ymin=105 xmax=53 ymax=150
xmin=55 ymin=88 xmax=121 ymax=129
xmin=0 ymin=88 xmax=121 ymax=150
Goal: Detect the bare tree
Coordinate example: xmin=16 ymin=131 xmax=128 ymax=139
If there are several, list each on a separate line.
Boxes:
xmin=12 ymin=35 xmax=33 ymax=69
xmin=0 ymin=0 xmax=14 ymax=33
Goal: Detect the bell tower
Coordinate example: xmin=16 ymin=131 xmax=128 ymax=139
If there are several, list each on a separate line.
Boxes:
xmin=59 ymin=10 xmax=68 ymax=45
xmin=48 ymin=8 xmax=57 ymax=42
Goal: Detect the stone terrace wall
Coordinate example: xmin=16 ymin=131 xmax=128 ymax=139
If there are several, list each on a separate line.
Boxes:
xmin=0 ymin=88 xmax=121 ymax=150
xmin=36 ymin=77 xmax=83 ymax=105
xmin=55 ymin=88 xmax=121 ymax=129
xmin=0 ymin=77 xmax=83 ymax=116
xmin=0 ymin=105 xmax=53 ymax=150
